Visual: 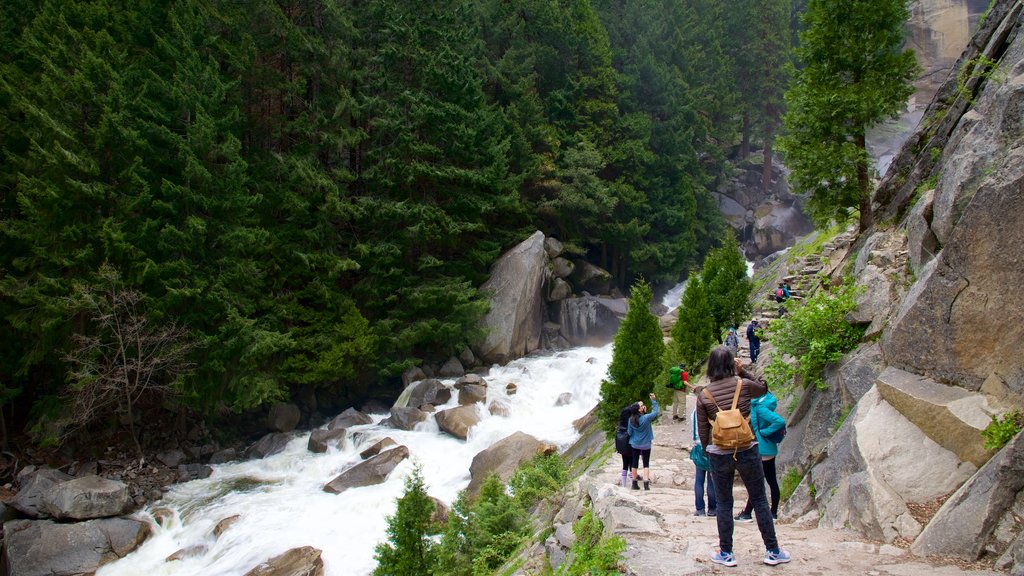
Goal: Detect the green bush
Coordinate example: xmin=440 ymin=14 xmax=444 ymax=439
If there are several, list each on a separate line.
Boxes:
xmin=509 ymin=453 xmax=567 ymax=508
xmin=981 ymin=410 xmax=1023 ymax=450
xmin=765 ymin=282 xmax=865 ymax=391
xmin=556 ymin=509 xmax=626 ymax=576
xmin=780 ymin=467 xmax=804 ymax=503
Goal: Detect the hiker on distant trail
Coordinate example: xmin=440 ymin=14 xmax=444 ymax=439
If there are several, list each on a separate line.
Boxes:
xmin=696 ymin=346 xmax=791 ymax=567
xmin=775 ymin=282 xmax=789 ymax=303
xmin=747 ymin=319 xmax=761 ymax=364
xmin=615 ymin=403 xmax=637 ymax=488
xmin=627 ymin=393 xmax=659 ymax=491
xmin=691 ymin=405 xmax=716 ymax=518
xmin=735 ymin=381 xmax=786 ymax=523
xmin=724 ymin=326 xmax=739 ymax=356
xmin=666 ymin=364 xmax=690 ymax=421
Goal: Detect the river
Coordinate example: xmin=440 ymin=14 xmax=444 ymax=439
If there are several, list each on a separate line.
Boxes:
xmin=97 ymin=345 xmax=614 ymax=576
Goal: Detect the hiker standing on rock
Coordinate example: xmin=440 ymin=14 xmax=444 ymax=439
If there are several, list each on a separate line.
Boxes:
xmin=696 ymin=346 xmax=791 ymax=567
xmin=666 ymin=363 xmax=689 ymax=421
xmin=615 ymin=403 xmax=637 ymax=487
xmin=746 ymin=319 xmax=761 ymax=364
xmin=627 ymin=393 xmax=659 ymax=491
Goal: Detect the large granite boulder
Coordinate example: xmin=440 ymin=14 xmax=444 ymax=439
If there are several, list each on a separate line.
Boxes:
xmin=42 ymin=475 xmax=131 ymax=520
xmin=267 ymin=403 xmax=301 ymax=433
xmin=751 ymin=201 xmax=815 ymax=257
xmin=568 ymin=260 xmax=613 ymax=295
xmin=246 ymin=432 xmax=294 ymax=459
xmin=473 ymin=231 xmax=548 ymax=365
xmin=359 ymin=438 xmax=397 ymax=460
xmin=381 ymin=407 xmax=427 ymax=431
xmin=3 ymin=517 xmax=149 ymax=576
xmin=882 ymin=39 xmax=1024 ymax=397
xmin=10 ymin=468 xmax=72 ymax=518
xmin=434 ymin=405 xmax=481 ymax=440
xmin=905 ymin=188 xmax=940 ymax=274
xmin=405 ymin=379 xmax=451 ymax=410
xmin=912 ymin=430 xmax=1024 ymax=560
xmin=457 ymin=384 xmax=487 ymax=406
xmin=244 ymin=546 xmax=324 ymax=576
xmin=326 ymin=408 xmax=373 ymax=430
xmin=308 ymin=428 xmax=347 ymax=453
xmin=467 ymin=432 xmax=554 ymax=497
xmin=438 ymin=357 xmax=465 ymax=378
xmin=323 ymin=446 xmax=410 ymax=494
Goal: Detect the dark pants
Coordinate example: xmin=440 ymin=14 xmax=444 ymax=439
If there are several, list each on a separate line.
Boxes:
xmin=749 ymin=340 xmax=760 ymax=363
xmin=695 ymin=468 xmax=716 ymax=512
xmin=741 ymin=457 xmax=780 ymax=516
xmin=708 ymin=446 xmax=779 ymax=554
xmin=620 ymin=448 xmax=632 ymax=472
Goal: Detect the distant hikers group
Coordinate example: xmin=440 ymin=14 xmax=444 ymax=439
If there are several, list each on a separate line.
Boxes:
xmin=614 ymin=342 xmax=792 ymax=567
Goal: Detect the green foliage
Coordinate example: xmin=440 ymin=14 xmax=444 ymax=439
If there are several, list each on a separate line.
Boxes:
xmin=555 ymin=509 xmax=626 ymax=576
xmin=955 ymin=54 xmax=1005 ymax=104
xmin=780 ymin=468 xmax=804 ymax=503
xmin=598 ymin=278 xmax=665 ymax=434
xmin=509 ymin=453 xmax=567 ymax=509
xmin=981 ymin=410 xmax=1023 ymax=451
xmin=701 ymin=234 xmax=753 ymax=331
xmin=436 ymin=474 xmax=530 ymax=576
xmin=765 ymin=282 xmax=865 ymax=391
xmin=779 ymin=0 xmax=919 ymax=231
xmin=670 ymin=274 xmax=718 ymax=370
xmin=373 ymin=466 xmax=439 ymax=576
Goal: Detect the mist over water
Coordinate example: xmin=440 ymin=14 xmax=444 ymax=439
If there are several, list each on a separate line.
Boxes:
xmin=97 ymin=345 xmax=613 ymax=576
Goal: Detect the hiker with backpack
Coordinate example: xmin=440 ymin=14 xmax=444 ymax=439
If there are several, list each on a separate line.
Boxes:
xmin=666 ymin=364 xmax=690 ymax=421
xmin=724 ymin=327 xmax=740 ymax=357
xmin=615 ymin=403 xmax=637 ymax=488
xmin=627 ymin=392 xmax=660 ymax=490
xmin=696 ymin=346 xmax=791 ymax=567
xmin=734 ymin=382 xmax=786 ymax=523
xmin=746 ymin=319 xmax=761 ymax=364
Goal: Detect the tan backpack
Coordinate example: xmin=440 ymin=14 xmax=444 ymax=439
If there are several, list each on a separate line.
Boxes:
xmin=703 ymin=377 xmax=756 ymax=456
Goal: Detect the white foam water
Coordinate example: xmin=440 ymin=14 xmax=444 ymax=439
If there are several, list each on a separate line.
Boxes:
xmin=97 ymin=344 xmax=613 ymax=576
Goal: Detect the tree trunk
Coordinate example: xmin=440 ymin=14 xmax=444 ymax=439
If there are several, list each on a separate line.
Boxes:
xmin=739 ymin=112 xmax=751 ymax=159
xmin=762 ymin=127 xmax=774 ymax=197
xmin=855 ymin=131 xmax=873 ymax=232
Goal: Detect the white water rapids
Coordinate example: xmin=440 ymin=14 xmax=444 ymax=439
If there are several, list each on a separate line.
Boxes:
xmin=97 ymin=345 xmax=613 ymax=576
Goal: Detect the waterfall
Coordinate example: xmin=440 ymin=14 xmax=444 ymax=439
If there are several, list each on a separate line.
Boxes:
xmin=96 ymin=345 xmax=613 ymax=576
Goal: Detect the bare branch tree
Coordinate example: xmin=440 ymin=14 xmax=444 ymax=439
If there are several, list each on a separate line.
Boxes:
xmin=63 ymin=265 xmax=196 ymax=456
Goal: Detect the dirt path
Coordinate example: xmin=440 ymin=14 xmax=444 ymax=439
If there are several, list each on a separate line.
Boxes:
xmin=592 ymin=410 xmax=1003 ymax=575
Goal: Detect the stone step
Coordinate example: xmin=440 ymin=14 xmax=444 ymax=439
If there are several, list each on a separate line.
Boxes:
xmin=875 ymin=367 xmax=997 ymax=467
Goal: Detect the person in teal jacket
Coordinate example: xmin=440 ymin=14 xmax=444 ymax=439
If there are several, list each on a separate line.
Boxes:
xmin=627 ymin=393 xmax=660 ymax=490
xmin=735 ymin=389 xmax=786 ymax=521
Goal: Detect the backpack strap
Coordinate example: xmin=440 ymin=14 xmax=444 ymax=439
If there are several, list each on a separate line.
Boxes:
xmin=701 ymin=387 xmax=716 ymax=415
xmin=731 ymin=377 xmax=743 ymax=410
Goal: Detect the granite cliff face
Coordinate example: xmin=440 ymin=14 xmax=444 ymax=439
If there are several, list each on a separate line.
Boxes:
xmin=778 ymin=2 xmax=1024 ymax=572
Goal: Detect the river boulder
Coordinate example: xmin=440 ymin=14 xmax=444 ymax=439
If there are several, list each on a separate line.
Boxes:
xmin=359 ymin=437 xmax=397 ymax=459
xmin=246 ymin=432 xmax=293 ymax=459
xmin=553 ymin=296 xmax=627 ymax=347
xmin=267 ymin=403 xmax=301 ymax=433
xmin=458 ymin=384 xmax=487 ymax=406
xmin=308 ymin=428 xmax=347 ymax=453
xmin=327 ymin=407 xmax=372 ymax=430
xmin=3 ymin=517 xmax=149 ymax=576
xmin=467 ymin=432 xmax=555 ymax=497
xmin=42 ymin=475 xmax=131 ymax=520
xmin=435 ymin=405 xmax=481 ymax=440
xmin=473 ymin=231 xmax=547 ymax=365
xmin=243 ymin=546 xmax=324 ymax=576
xmin=10 ymin=468 xmax=72 ymax=518
xmin=406 ymin=379 xmax=451 ymax=410
xmin=323 ymin=446 xmax=410 ymax=494
xmin=381 ymin=406 xmax=427 ymax=431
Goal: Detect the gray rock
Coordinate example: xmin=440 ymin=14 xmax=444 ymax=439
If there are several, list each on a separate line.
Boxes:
xmin=457 ymin=383 xmax=487 ymax=406
xmin=42 ymin=475 xmax=130 ymax=520
xmin=454 ymin=373 xmax=485 ymax=388
xmin=405 ymin=379 xmax=451 ymax=410
xmin=327 ymin=407 xmax=373 ymax=430
xmin=543 ymin=236 xmax=564 ymax=259
xmin=554 ymin=295 xmax=627 ymax=347
xmin=213 ymin=514 xmax=241 ymax=537
xmin=547 ymin=277 xmax=573 ymax=301
xmin=488 ymin=400 xmax=510 ymax=417
xmin=246 ymin=432 xmax=294 ymax=459
xmin=912 ymin=430 xmax=1024 ymax=560
xmin=506 ymin=383 xmax=518 ymax=395
xmin=472 ymin=231 xmax=548 ymax=364
xmin=467 ymin=432 xmax=553 ymax=497
xmin=359 ymin=438 xmax=397 ymax=460
xmin=438 ymin=356 xmax=465 ymax=378
xmin=551 ymin=257 xmax=574 ymax=279
xmin=209 ymin=448 xmax=238 ymax=464
xmin=554 ymin=392 xmax=572 ymax=406
xmin=568 ymin=260 xmax=613 ymax=295
xmin=323 ymin=446 xmax=410 ymax=494
xmin=9 ymin=468 xmax=72 ymax=518
xmin=167 ymin=544 xmax=209 ymax=562
xmin=156 ymin=449 xmax=187 ymax=468
xmin=434 ymin=405 xmax=481 ymax=440
xmin=458 ymin=347 xmax=477 ymax=369
xmin=243 ymin=546 xmax=324 ymax=576
xmin=267 ymin=403 xmax=301 ymax=433
xmin=3 ymin=517 xmax=149 ymax=576
xmin=177 ymin=464 xmax=213 ymax=482
xmin=381 ymin=407 xmax=427 ymax=431
xmin=401 ymin=365 xmax=427 ymax=387
xmin=307 ymin=428 xmax=347 ymax=453
xmin=906 ymin=188 xmax=940 ymax=274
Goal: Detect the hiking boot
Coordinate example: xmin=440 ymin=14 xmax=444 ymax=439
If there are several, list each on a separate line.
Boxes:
xmin=707 ymin=509 xmax=717 ymax=517
xmin=694 ymin=510 xmax=705 ymax=517
xmin=734 ymin=513 xmax=753 ymax=523
xmin=763 ymin=549 xmax=791 ymax=566
xmin=710 ymin=550 xmax=737 ymax=567
xmin=631 ymin=480 xmax=640 ymax=490
xmin=643 ymin=481 xmax=650 ymax=490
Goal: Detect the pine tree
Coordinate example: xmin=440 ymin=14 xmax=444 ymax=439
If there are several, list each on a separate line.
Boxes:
xmin=778 ymin=0 xmax=918 ymax=231
xmin=701 ymin=234 xmax=752 ymax=333
xmin=598 ymin=277 xmax=665 ymax=433
xmin=670 ymin=273 xmax=717 ymax=371
xmin=373 ymin=466 xmax=439 ymax=576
